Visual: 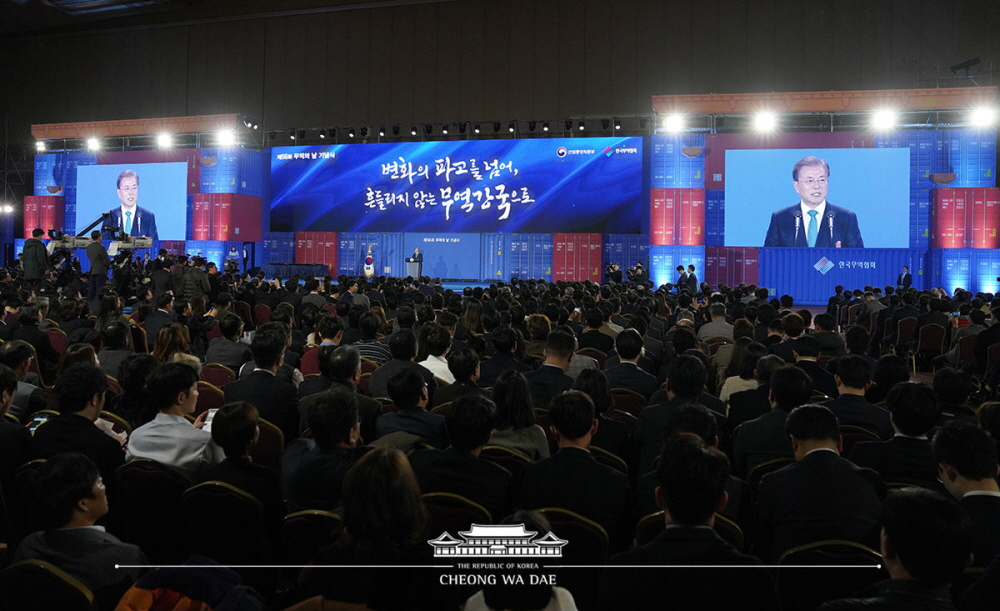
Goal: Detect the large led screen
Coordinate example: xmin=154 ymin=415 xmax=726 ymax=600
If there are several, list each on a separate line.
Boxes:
xmin=270 ymin=138 xmax=643 ymax=233
xmin=723 ymin=147 xmax=910 ymax=248
xmin=76 ymin=162 xmax=189 ymax=241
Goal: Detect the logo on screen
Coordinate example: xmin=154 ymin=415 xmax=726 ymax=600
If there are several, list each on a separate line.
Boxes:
xmin=814 ymin=257 xmax=835 ymax=275
xmin=556 ymin=147 xmax=568 ymax=158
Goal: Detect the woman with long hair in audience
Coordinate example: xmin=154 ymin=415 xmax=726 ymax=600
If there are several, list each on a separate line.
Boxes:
xmin=369 ymin=305 xmax=392 ymax=336
xmin=296 ymin=448 xmax=458 ymax=610
xmin=184 ymin=295 xmax=217 ymax=360
xmin=56 ymin=343 xmax=100 ymax=378
xmin=95 ymin=291 xmax=134 ymax=351
xmin=490 ymin=370 xmax=549 ymax=460
xmin=150 ymin=322 xmax=201 ymax=370
xmin=574 ymin=368 xmax=630 ymax=460
xmin=719 ymin=341 xmax=768 ymax=407
xmin=459 ymin=298 xmax=484 ymax=335
xmin=108 ymin=353 xmax=160 ymax=430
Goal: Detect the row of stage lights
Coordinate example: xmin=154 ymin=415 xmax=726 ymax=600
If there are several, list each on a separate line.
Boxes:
xmin=33 ymin=107 xmax=998 ymax=152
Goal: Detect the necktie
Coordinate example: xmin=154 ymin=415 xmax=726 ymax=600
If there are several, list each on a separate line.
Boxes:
xmin=807 ymin=210 xmax=818 ymax=247
xmin=124 ymin=211 xmax=133 ymax=235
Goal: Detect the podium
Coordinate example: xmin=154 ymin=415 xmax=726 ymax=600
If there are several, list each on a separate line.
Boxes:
xmin=406 ymin=257 xmax=422 ymax=277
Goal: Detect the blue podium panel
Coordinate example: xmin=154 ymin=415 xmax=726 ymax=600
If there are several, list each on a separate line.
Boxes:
xmin=758 ymin=248 xmax=927 ymax=305
xmin=403 ymin=233 xmax=482 ymax=280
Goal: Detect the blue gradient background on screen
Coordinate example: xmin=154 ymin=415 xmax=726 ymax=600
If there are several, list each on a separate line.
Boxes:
xmin=724 ymin=148 xmax=910 ymax=248
xmin=270 ymin=138 xmax=642 ymax=233
xmin=76 ymin=162 xmax=188 ymax=240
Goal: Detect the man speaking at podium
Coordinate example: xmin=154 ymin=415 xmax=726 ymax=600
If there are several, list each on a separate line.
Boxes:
xmin=103 ymin=169 xmax=158 ymax=241
xmin=763 ymin=156 xmax=863 ymax=248
xmin=406 ymin=247 xmax=423 ymax=277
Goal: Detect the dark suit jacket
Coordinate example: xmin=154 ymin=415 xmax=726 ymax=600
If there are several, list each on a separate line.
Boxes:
xmin=813 ymin=331 xmax=846 ymax=356
xmin=962 ymin=494 xmax=1000 ymax=568
xmin=520 ymin=446 xmax=632 ymax=552
xmin=104 ymin=205 xmax=158 ymax=240
xmin=523 ymin=364 xmax=574 ymax=411
xmin=577 ymin=329 xmax=615 ymax=354
xmin=732 ymin=408 xmax=794 ymax=477
xmin=432 ymin=381 xmax=489 ymax=407
xmin=281 ymin=439 xmax=370 ymax=512
xmin=477 ymin=352 xmax=531 ymax=388
xmin=32 ymin=413 xmax=125 ymax=486
xmin=764 ymin=202 xmax=864 ymax=247
xmin=897 ymin=272 xmax=913 ymax=289
xmin=86 ymin=241 xmax=111 ymax=276
xmin=198 ymin=456 xmax=284 ymax=549
xmin=224 ymin=370 xmax=299 ymax=444
xmin=819 ymin=580 xmax=959 ymax=611
xmin=848 ymin=436 xmax=940 ymax=490
xmin=770 ymin=338 xmax=800 ymax=364
xmin=795 ymin=359 xmax=839 ymax=398
xmin=204 ymin=337 xmax=253 ymax=371
xmin=822 ymin=393 xmax=892 ymax=439
xmin=368 ymin=359 xmax=436 ymax=400
xmin=375 ymin=408 xmax=448 ymax=448
xmin=409 ymin=447 xmax=513 ymax=520
xmin=604 ymin=362 xmax=658 ymax=399
xmin=755 ymin=449 xmax=883 ymax=561
xmin=728 ymin=384 xmax=772 ymax=431
xmin=599 ymin=527 xmax=776 ymax=611
xmin=143 ymin=309 xmax=173 ymax=350
xmin=635 ymin=396 xmax=705 ymax=476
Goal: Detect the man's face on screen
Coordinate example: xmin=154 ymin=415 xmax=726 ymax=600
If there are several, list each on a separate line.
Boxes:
xmin=793 ymin=164 xmax=828 ymax=208
xmin=117 ymin=176 xmax=138 ymax=210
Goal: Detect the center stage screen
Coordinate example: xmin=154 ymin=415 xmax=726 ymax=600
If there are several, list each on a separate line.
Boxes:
xmin=270 ymin=138 xmax=643 ymax=233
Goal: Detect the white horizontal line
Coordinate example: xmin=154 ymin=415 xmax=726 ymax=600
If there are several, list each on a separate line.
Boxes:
xmin=117 ymin=564 xmax=883 ymax=570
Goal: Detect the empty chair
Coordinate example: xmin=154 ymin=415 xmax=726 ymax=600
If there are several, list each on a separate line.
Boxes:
xmin=0 ymin=559 xmax=95 ymax=611
xmin=115 ymin=459 xmax=192 ymax=564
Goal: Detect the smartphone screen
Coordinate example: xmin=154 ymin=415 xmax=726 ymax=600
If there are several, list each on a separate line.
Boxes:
xmin=203 ymin=408 xmax=219 ymax=432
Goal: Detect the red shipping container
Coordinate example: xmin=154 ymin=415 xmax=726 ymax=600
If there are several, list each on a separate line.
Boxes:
xmin=160 ymin=240 xmax=186 ymax=256
xmin=22 ymin=196 xmax=65 ymax=238
xmin=192 ymin=193 xmax=264 ymax=242
xmin=213 ymin=195 xmax=231 ymax=241
xmin=705 ymin=246 xmax=759 ymax=288
xmin=650 ymin=189 xmax=673 ymax=246
xmin=191 ymin=196 xmax=212 ymax=240
xmin=650 ymin=189 xmax=705 ymax=246
xmin=932 ymin=189 xmax=963 ymax=249
xmin=969 ymin=188 xmax=1000 ymax=248
xmin=295 ymin=231 xmax=338 ymax=272
xmin=679 ymin=189 xmax=705 ymax=245
xmin=553 ymin=233 xmax=602 ymax=282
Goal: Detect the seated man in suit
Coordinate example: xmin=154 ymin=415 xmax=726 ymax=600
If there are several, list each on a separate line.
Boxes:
xmin=604 ymin=329 xmax=658 ymax=400
xmin=0 ymin=340 xmax=46 ymax=421
xmin=770 ymin=312 xmax=805 ymax=364
xmin=368 ymin=330 xmax=436 ymax=401
xmin=933 ymin=420 xmax=1000 ymax=567
xmin=143 ymin=293 xmax=174 ymax=351
xmin=204 ymin=313 xmax=253 ymax=372
xmin=812 ymin=313 xmax=846 ymax=357
xmin=409 ymin=394 xmax=513 ymax=520
xmin=577 ymin=308 xmax=615 ymax=354
xmin=0 ymin=364 xmax=30 ymax=494
xmin=728 ymin=354 xmax=784 ymax=432
xmin=519 ymin=390 xmax=632 ymax=552
xmin=226 ymin=328 xmax=300 ymax=444
xmin=792 ymin=335 xmax=839 ymax=399
xmin=282 ymin=389 xmax=370 ymax=512
xmin=601 ymin=436 xmax=776 ymax=611
xmin=635 ymin=355 xmax=709 ymax=476
xmin=127 ymin=362 xmax=224 ymax=476
xmin=732 ymin=365 xmax=814 ymax=478
xmin=821 ymin=354 xmax=892 ymax=439
xmin=763 ymin=156 xmax=863 ymax=248
xmin=755 ymin=404 xmax=884 ymax=561
xmin=478 ymin=326 xmax=531 ymax=388
xmin=523 ymin=330 xmax=575 ymax=410
xmin=433 ymin=347 xmax=490 ymax=407
xmin=849 ymin=382 xmax=942 ymax=490
xmin=376 ymin=368 xmax=448 ymax=448
xmin=15 ymin=453 xmax=147 ymax=607
xmin=819 ymin=488 xmax=974 ymax=611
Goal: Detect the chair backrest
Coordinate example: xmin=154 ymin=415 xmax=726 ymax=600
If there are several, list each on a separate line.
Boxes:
xmin=375 ymin=397 xmax=398 ymax=414
xmin=987 ymin=341 xmax=1000 ymax=376
xmin=360 ymin=358 xmax=379 ymax=375
xmin=300 ymin=346 xmax=321 ymax=376
xmin=895 ymin=317 xmax=918 ymax=346
xmin=22 ymin=343 xmax=47 ymax=388
xmin=200 ymin=363 xmax=237 ymax=388
xmin=839 ymin=425 xmax=881 ymax=456
xmin=0 ymin=559 xmax=96 ymax=611
xmin=422 ymin=492 xmax=492 ymax=537
xmin=776 ymin=539 xmax=885 ymax=611
xmin=602 ymin=409 xmax=638 ymax=436
xmin=956 ymin=334 xmax=978 ymax=368
xmin=206 ymin=319 xmax=223 ymax=341
xmin=130 ymin=325 xmax=148 ymax=354
xmin=916 ymin=323 xmax=947 ymax=353
xmin=235 ymin=301 xmax=253 ymax=329
xmin=250 ymin=418 xmax=286 ymax=473
xmin=713 ymin=512 xmax=745 ymax=552
xmin=104 ymin=376 xmax=122 ymax=399
xmin=590 ymin=446 xmax=628 ymax=477
xmin=537 ymin=507 xmax=609 ymax=565
xmin=98 ymin=410 xmax=132 ymax=437
xmin=254 ymin=303 xmax=272 ymax=325
xmin=575 ymin=348 xmax=606 ymax=369
xmin=45 ymin=327 xmax=68 ymax=356
xmin=182 ymin=481 xmax=266 ymax=564
xmin=609 ymin=388 xmax=646 ymax=418
xmin=194 ymin=380 xmax=225 ymax=418
xmin=748 ymin=457 xmax=795 ymax=492
xmin=430 ymin=401 xmax=452 ymax=415
xmin=358 ymin=372 xmax=372 ymax=396
xmin=480 ymin=445 xmax=531 ymax=487
xmin=634 ymin=510 xmax=665 ymax=547
xmin=10 ymin=459 xmax=47 ymax=536
xmin=282 ymin=510 xmax=343 ymax=566
xmin=115 ymin=459 xmax=193 ymax=564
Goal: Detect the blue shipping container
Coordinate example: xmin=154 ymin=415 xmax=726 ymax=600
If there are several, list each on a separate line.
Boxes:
xmin=337 ymin=232 xmax=406 ymax=277
xmin=649 ymin=245 xmax=705 ymax=288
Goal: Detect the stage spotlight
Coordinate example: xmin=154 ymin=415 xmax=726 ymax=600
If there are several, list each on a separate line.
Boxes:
xmin=871 ymin=109 xmax=897 ymax=131
xmin=348 ymin=127 xmax=355 ymax=138
xmin=268 ymin=131 xmax=276 ymax=140
xmin=753 ymin=111 xmax=777 ymax=132
xmin=410 ymin=126 xmax=417 ymax=135
xmin=217 ymin=129 xmax=236 ymax=146
xmin=663 ymin=113 xmax=685 ymax=133
xmin=87 ymin=137 xmax=100 ymax=151
xmin=157 ymin=133 xmax=173 ymax=148
xmin=288 ymin=129 xmax=296 ymax=140
xmin=528 ymin=121 xmax=536 ymax=132
xmin=493 ymin=122 xmax=501 ymax=133
xmin=319 ymin=129 xmax=326 ymax=139
xmin=638 ymin=117 xmax=647 ymax=129
xmin=392 ymin=125 xmax=400 ymax=136
xmin=361 ymin=127 xmax=369 ymax=138
xmin=564 ymin=120 xmax=572 ymax=131
xmin=459 ymin=123 xmax=467 ymax=134
xmin=424 ymin=124 xmax=433 ymax=136
xmin=542 ymin=121 xmax=550 ymax=132
xmin=614 ymin=118 xmax=621 ymax=130
xmin=508 ymin=122 xmax=515 ymax=133
xmin=297 ymin=129 xmax=305 ymax=140
xmin=474 ymin=124 xmax=481 ymax=134
xmin=252 ymin=124 xmax=258 ymax=130
xmin=442 ymin=124 xmax=449 ymax=135
xmin=1 ymin=204 xmax=13 ymax=214
xmin=971 ymin=107 xmax=997 ymax=127
xmin=602 ymin=119 xmax=610 ymax=130
xmin=379 ymin=126 xmax=386 ymax=137
xmin=35 ymin=141 xmax=45 ymax=152
xmin=578 ymin=121 xmax=585 ymax=131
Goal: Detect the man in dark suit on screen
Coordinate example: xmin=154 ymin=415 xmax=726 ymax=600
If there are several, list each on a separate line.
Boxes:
xmin=763 ymin=156 xmax=863 ymax=248
xmin=897 ymin=265 xmax=912 ymax=290
xmin=102 ymin=169 xmax=158 ymax=240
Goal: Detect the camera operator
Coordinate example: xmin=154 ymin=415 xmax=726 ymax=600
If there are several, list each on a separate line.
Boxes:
xmin=605 ymin=262 xmax=623 ymax=284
